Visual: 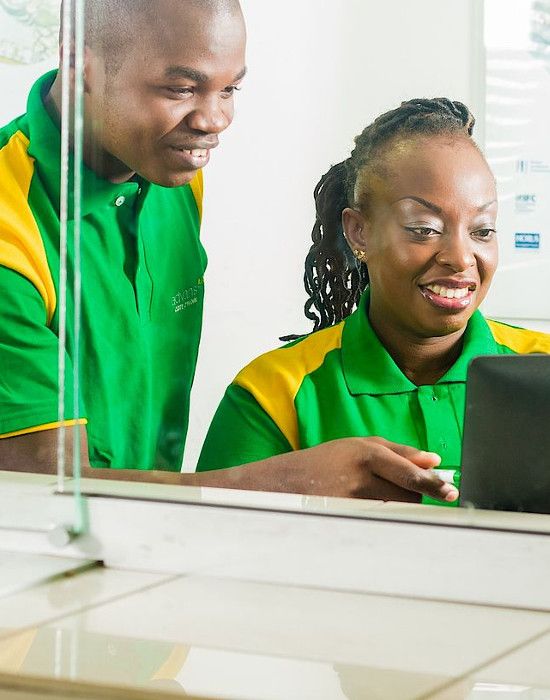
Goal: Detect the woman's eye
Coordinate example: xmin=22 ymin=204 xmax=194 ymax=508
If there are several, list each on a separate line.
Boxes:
xmin=405 ymin=226 xmax=439 ymax=237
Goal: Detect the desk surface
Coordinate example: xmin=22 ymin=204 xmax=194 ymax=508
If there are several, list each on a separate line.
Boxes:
xmin=0 ymin=564 xmax=549 ymax=699
xmin=7 ymin=469 xmax=550 ymax=535
xmin=2 ymin=471 xmax=550 ymax=699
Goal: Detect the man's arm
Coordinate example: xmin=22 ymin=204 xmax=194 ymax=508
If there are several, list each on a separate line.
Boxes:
xmin=0 ymin=426 xmax=90 ymax=474
xmin=0 ymin=428 xmax=458 ymax=502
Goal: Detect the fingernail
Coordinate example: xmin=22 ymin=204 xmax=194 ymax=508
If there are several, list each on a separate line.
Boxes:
xmin=442 ymin=486 xmax=459 ymax=502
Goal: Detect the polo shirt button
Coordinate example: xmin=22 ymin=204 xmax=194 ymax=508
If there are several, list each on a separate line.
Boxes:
xmin=432 ymin=395 xmax=438 ymax=401
xmin=114 ymin=195 xmax=126 ymax=207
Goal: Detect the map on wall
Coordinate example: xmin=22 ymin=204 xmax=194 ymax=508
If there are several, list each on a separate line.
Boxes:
xmin=0 ymin=0 xmax=59 ymax=65
xmin=484 ymin=0 xmax=550 ymax=320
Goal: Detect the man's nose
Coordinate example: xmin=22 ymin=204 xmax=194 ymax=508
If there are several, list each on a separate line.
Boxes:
xmin=435 ymin=232 xmax=475 ymax=272
xmin=185 ymin=97 xmax=232 ymax=134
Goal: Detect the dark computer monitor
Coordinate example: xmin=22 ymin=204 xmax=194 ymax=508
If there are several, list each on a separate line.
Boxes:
xmin=459 ymin=354 xmax=550 ymax=514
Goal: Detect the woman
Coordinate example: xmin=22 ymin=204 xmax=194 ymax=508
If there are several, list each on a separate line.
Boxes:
xmin=196 ymin=98 xmax=550 ymax=506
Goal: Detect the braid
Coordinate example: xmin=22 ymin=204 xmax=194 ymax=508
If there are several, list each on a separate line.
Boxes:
xmin=302 ymin=97 xmax=476 ymax=332
xmin=303 ymin=162 xmax=369 ymax=331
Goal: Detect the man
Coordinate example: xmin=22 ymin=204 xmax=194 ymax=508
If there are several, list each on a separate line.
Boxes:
xmin=0 ymin=0 xmax=245 ymax=471
xmin=0 ymin=0 xmax=455 ymax=503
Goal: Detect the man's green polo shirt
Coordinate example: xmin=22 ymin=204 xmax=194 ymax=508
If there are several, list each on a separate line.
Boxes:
xmin=197 ymin=289 xmax=550 ymax=505
xmin=0 ymin=71 xmax=206 ymax=470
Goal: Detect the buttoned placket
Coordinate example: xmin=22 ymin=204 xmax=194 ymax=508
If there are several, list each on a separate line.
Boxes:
xmin=112 ymin=183 xmax=153 ymax=321
xmin=416 ymin=384 xmax=454 ymax=461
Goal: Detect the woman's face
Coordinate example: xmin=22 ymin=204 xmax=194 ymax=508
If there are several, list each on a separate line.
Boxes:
xmin=343 ymin=135 xmax=498 ymax=340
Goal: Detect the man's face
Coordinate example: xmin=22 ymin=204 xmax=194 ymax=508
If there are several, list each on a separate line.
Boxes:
xmin=345 ymin=136 xmax=499 ymax=341
xmin=83 ymin=2 xmax=246 ymax=186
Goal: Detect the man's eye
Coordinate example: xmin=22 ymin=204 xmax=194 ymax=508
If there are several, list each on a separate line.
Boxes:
xmin=221 ymin=85 xmax=241 ymax=98
xmin=167 ymin=87 xmax=194 ymax=96
xmin=473 ymin=228 xmax=497 ymax=240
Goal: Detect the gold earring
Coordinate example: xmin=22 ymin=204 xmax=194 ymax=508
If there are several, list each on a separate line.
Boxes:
xmin=353 ymin=249 xmax=367 ymax=262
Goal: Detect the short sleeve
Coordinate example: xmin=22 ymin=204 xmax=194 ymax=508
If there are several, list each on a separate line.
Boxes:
xmin=196 ymin=383 xmax=293 ymax=471
xmin=0 ymin=265 xmax=81 ymax=436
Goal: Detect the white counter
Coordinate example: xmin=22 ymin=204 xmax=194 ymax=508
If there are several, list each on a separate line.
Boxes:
xmin=1 ymin=471 xmax=549 ymax=699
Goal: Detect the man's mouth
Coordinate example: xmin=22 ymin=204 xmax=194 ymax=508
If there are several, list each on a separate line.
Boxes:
xmin=167 ymin=146 xmax=213 ymax=169
xmin=184 ymin=148 xmax=208 ymax=158
xmin=171 ymin=147 xmax=209 ymax=158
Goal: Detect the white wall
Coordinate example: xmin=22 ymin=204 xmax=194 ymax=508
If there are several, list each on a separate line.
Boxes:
xmin=184 ymin=0 xmax=482 ymax=468
xmin=0 ymin=0 xmax=59 ymax=123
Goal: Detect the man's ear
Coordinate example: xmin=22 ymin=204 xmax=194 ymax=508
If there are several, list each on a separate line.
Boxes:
xmin=342 ymin=207 xmax=369 ymax=260
xmin=57 ymin=37 xmax=75 ymax=71
xmin=82 ymin=46 xmax=93 ymax=94
xmin=58 ymin=43 xmax=92 ymax=94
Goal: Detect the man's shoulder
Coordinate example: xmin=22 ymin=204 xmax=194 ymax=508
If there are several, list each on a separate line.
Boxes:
xmin=0 ymin=113 xmax=28 ymax=151
xmin=0 ymin=112 xmax=32 ymax=190
xmin=0 ymin=109 xmax=57 ymax=324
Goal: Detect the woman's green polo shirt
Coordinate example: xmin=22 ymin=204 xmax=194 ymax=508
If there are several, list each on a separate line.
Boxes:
xmin=197 ymin=290 xmax=550 ymax=504
xmin=0 ymin=71 xmax=205 ymax=470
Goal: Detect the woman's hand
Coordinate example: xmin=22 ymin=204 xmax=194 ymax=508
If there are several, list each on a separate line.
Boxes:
xmin=198 ymin=436 xmax=458 ymax=502
xmin=302 ymin=436 xmax=457 ymax=501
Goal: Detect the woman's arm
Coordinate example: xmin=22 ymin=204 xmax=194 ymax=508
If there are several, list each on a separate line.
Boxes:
xmin=0 ymin=428 xmax=457 ymax=502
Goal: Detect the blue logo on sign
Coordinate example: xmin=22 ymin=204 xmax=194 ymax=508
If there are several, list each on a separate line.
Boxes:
xmin=515 ymin=232 xmax=540 ymax=249
xmin=515 ymin=194 xmax=536 ymax=204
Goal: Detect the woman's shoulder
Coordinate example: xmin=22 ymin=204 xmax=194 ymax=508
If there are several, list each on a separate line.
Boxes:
xmin=233 ymin=321 xmax=346 ymax=392
xmin=486 ymin=318 xmax=550 ymax=354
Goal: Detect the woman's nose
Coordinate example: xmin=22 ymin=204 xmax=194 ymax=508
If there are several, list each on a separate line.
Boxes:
xmin=435 ymin=233 xmax=475 ymax=272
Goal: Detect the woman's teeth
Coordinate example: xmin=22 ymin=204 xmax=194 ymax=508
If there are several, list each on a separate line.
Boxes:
xmin=424 ymin=284 xmax=471 ymax=300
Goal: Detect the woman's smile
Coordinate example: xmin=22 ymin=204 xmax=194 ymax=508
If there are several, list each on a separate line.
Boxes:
xmin=419 ymin=278 xmax=477 ymax=311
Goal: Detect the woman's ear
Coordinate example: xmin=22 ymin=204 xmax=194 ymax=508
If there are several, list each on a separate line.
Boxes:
xmin=342 ymin=207 xmax=368 ymax=261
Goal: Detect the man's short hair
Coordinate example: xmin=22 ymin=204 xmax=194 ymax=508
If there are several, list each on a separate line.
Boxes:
xmin=83 ymin=0 xmax=242 ymax=73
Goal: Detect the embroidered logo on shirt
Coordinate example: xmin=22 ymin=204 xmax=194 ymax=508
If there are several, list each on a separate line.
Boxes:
xmin=171 ymin=278 xmax=204 ymax=312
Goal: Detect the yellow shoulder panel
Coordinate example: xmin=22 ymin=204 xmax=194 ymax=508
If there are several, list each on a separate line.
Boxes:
xmin=189 ymin=169 xmax=203 ymax=222
xmin=234 ymin=323 xmax=344 ymax=450
xmin=487 ymin=319 xmax=550 ymax=354
xmin=0 ymin=131 xmax=56 ymax=324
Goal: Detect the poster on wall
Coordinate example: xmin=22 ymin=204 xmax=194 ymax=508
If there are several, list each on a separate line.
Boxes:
xmin=483 ymin=0 xmax=550 ymax=320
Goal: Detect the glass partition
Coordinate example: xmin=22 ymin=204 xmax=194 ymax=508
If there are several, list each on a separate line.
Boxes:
xmin=0 ymin=0 xmax=84 ymax=538
xmin=75 ymin=0 xmax=484 ymax=473
xmin=3 ymin=0 xmax=550 ymax=531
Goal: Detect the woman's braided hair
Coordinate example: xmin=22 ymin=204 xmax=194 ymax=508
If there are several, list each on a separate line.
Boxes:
xmin=303 ymin=97 xmax=476 ymax=332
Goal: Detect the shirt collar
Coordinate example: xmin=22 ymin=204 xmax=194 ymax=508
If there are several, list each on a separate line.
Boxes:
xmin=441 ymin=308 xmax=499 ymax=382
xmin=341 ymin=288 xmax=499 ymax=396
xmin=26 ymin=70 xmax=144 ymax=220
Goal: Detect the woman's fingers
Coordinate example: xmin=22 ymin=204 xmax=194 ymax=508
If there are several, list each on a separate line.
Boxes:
xmin=368 ymin=437 xmax=442 ymax=467
xmin=363 ymin=439 xmax=458 ymax=502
